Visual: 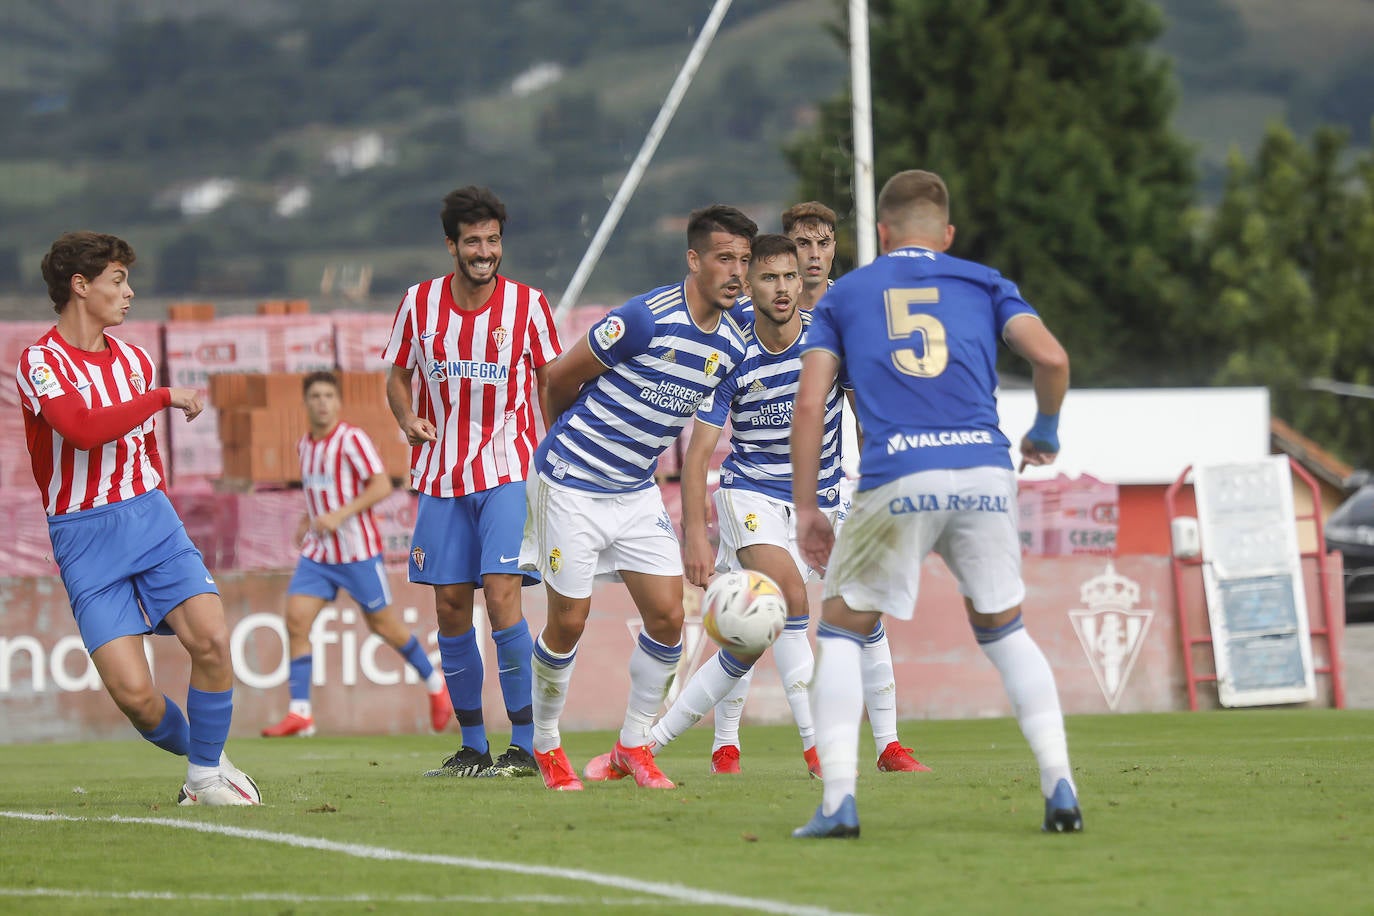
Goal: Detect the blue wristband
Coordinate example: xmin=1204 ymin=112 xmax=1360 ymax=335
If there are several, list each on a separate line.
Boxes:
xmin=1027 ymin=412 xmax=1059 ymax=452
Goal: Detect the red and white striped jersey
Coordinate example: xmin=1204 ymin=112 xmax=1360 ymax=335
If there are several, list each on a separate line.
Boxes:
xmin=383 ymin=274 xmax=561 ymax=497
xmin=16 ymin=329 xmax=164 ymax=516
xmin=298 ymin=421 xmax=387 ymax=564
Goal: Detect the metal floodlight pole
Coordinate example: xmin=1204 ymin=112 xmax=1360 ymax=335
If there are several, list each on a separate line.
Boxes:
xmin=1306 ymin=377 xmax=1374 ymax=400
xmin=849 ymin=0 xmax=877 ymax=266
xmin=554 ymin=0 xmax=735 ymax=322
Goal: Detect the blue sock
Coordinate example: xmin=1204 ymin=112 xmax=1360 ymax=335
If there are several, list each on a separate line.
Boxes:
xmin=186 ymin=686 xmax=233 ymax=768
xmin=289 ymin=655 xmax=312 ymax=702
xmin=137 ymin=695 xmax=190 ymax=756
xmin=397 ymin=636 xmax=435 ymax=680
xmin=492 ymin=619 xmax=534 ymax=753
xmin=438 ymin=630 xmax=487 ymax=754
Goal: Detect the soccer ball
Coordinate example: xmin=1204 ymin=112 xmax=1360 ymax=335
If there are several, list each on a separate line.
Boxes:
xmin=701 ymin=570 xmax=788 ymax=655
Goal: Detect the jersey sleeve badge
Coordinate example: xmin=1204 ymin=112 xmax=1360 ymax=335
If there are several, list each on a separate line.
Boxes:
xmin=593 ymin=316 xmax=625 ymax=350
xmin=28 ymin=363 xmax=63 ymax=398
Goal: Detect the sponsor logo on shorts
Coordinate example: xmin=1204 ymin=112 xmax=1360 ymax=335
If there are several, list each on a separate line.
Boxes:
xmin=888 ymin=493 xmax=1009 ymax=514
xmin=411 ymin=546 xmax=426 ymax=570
xmin=885 ymin=429 xmax=994 ymax=455
xmin=593 ymin=316 xmax=625 ymax=350
xmin=656 ymin=512 xmax=674 ymax=534
xmin=743 ymin=513 xmax=758 ymax=532
xmin=703 ymin=352 xmax=720 ymax=377
xmin=549 ymin=547 xmax=562 ymax=573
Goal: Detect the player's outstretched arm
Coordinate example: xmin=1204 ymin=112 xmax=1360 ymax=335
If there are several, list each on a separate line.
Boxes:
xmin=36 ymin=385 xmax=173 ymax=451
xmin=386 ymin=365 xmax=436 ymax=446
xmin=1004 ymin=314 xmax=1070 ymax=468
xmin=680 ymin=418 xmax=724 ymax=588
xmin=543 ymin=335 xmax=609 ymax=421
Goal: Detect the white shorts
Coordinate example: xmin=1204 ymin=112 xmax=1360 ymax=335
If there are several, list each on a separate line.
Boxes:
xmin=520 ymin=472 xmax=683 ymax=600
xmin=714 ymin=487 xmax=846 ymax=583
xmin=822 ymin=466 xmax=1024 ymax=619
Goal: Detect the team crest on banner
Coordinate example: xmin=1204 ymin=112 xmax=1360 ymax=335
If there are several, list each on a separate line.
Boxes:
xmin=410 ymin=546 xmax=425 ymax=570
xmin=704 ymin=352 xmax=720 ymax=377
xmin=491 ymin=326 xmax=508 ymax=349
xmin=1070 ymin=561 xmax=1153 ymax=711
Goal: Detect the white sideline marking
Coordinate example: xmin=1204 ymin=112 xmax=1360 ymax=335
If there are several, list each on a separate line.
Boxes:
xmin=0 ymin=888 xmax=666 ymax=906
xmin=2 ymin=811 xmax=861 ymax=916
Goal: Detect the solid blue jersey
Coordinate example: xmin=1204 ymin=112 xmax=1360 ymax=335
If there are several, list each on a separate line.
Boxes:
xmin=804 ymin=246 xmax=1036 ymax=489
xmin=700 ymin=310 xmax=849 ymax=507
xmin=538 ymin=283 xmax=749 ymax=493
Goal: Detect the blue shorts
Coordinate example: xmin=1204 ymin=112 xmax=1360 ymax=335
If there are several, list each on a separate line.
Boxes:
xmin=409 ymin=482 xmax=539 ymax=587
xmin=48 ymin=490 xmax=218 ymax=654
xmin=288 ymin=555 xmax=391 ymax=611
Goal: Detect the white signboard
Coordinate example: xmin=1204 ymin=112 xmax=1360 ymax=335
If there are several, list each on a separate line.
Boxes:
xmin=1193 ymin=456 xmax=1316 ymax=707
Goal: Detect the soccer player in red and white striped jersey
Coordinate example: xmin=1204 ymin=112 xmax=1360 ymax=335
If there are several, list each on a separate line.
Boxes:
xmin=262 ymin=371 xmax=452 ymax=739
xmin=15 ymin=231 xmax=258 ymax=806
xmin=383 ymin=186 xmax=562 ymax=778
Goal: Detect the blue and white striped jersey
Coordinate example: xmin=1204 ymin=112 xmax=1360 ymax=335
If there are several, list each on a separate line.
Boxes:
xmin=698 ymin=310 xmax=850 ymax=509
xmin=538 ymin=283 xmax=749 ymax=493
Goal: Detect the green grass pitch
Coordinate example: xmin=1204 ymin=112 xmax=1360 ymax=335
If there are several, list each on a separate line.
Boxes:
xmin=2 ymin=710 xmax=1371 ymax=915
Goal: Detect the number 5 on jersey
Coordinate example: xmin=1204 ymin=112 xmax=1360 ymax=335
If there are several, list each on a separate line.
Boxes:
xmin=885 ymin=287 xmax=947 ymax=378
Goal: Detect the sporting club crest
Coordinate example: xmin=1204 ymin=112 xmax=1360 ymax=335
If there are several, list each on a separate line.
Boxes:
xmin=1069 ymin=562 xmax=1153 ymax=711
xmin=549 ymin=547 xmax=562 ymax=574
xmin=410 ymin=546 xmax=426 ymax=571
xmin=491 ymin=326 xmax=509 ymax=349
xmin=743 ymin=513 xmax=758 ymax=532
xmin=704 ymin=352 xmax=720 ymax=377
xmin=128 ymin=368 xmax=146 ymax=393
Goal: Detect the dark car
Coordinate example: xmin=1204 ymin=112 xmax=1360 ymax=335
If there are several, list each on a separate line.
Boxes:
xmin=1325 ymin=482 xmax=1374 ymax=623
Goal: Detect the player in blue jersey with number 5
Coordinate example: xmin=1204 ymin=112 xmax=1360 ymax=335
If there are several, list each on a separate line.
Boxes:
xmin=791 ymin=170 xmax=1082 ymax=838
xmin=520 ymin=205 xmax=755 ymax=791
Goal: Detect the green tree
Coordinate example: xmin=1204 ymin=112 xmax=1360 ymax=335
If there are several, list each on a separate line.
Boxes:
xmin=788 ymin=0 xmax=1199 ymax=383
xmin=1194 ymin=124 xmax=1374 ymax=468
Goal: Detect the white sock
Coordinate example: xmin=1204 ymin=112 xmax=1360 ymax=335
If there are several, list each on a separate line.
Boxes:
xmin=425 ymin=671 xmax=444 ymax=693
xmin=861 ymin=624 xmax=898 ymax=754
xmin=186 ymin=762 xmax=218 ymax=787
xmin=811 ymin=631 xmax=864 ymax=816
xmin=288 ymin=699 xmax=312 ymax=718
xmin=653 ymin=651 xmax=748 ymax=750
xmin=620 ymin=636 xmax=681 ymax=748
xmin=532 ymin=634 xmax=577 ymax=754
xmin=977 ymin=623 xmax=1074 ymax=797
xmin=712 ymin=668 xmax=752 ymax=751
xmin=772 ymin=625 xmax=816 ymax=750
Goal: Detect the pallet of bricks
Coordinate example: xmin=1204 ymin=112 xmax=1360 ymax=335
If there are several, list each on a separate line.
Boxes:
xmin=211 ymin=370 xmax=409 ymax=489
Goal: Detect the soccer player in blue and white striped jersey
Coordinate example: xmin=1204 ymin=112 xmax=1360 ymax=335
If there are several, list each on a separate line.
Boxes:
xmin=520 ymin=205 xmax=756 ymax=790
xmin=717 ymin=205 xmax=928 ymax=775
xmin=586 ymin=234 xmax=846 ymax=779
